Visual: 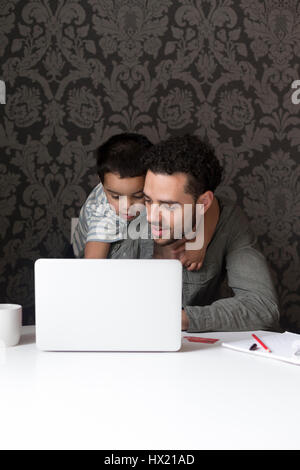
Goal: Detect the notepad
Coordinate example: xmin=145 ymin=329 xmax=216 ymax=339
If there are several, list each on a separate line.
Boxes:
xmin=222 ymin=332 xmax=300 ymax=365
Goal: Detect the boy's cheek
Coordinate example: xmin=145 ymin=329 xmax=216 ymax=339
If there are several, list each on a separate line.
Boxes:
xmin=107 ymin=198 xmax=120 ymax=215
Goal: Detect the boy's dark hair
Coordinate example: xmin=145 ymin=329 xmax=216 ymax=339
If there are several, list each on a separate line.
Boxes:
xmin=140 ymin=134 xmax=223 ymax=199
xmin=97 ymin=133 xmax=153 ymax=182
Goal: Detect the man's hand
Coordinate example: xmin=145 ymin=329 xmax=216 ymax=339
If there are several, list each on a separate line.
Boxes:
xmin=181 ymin=308 xmax=189 ymax=330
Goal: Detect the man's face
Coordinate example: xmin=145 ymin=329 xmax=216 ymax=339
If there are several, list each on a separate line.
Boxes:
xmin=143 ymin=170 xmax=197 ymax=245
xmin=102 ymin=172 xmax=145 ymax=221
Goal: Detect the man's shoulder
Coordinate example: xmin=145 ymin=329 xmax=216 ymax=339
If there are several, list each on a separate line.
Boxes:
xmin=215 ymin=193 xmax=256 ymax=249
xmin=217 ymin=194 xmax=250 ymax=227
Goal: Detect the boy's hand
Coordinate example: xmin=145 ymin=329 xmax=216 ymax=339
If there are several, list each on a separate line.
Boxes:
xmin=178 ymin=248 xmax=206 ymax=271
xmin=171 ymin=240 xmax=206 ymax=271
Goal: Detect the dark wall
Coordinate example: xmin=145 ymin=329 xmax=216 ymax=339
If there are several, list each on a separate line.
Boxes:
xmin=1 ymin=0 xmax=299 ymax=329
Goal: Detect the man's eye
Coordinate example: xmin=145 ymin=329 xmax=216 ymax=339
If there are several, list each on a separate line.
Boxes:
xmin=161 ymin=203 xmax=177 ymax=211
xmin=134 ymin=195 xmax=144 ymax=199
xmin=168 ymin=204 xmax=180 ymax=211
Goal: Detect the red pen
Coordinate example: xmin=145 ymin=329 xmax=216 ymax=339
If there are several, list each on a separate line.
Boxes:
xmin=252 ymin=334 xmax=272 ymax=353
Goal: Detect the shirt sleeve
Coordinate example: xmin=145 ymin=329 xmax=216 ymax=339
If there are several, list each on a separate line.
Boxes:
xmin=86 ymin=202 xmax=128 ymax=243
xmin=185 ymin=208 xmax=281 ymax=333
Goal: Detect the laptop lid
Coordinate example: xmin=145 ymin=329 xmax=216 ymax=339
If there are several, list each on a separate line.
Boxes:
xmin=35 ymin=259 xmax=182 ymax=351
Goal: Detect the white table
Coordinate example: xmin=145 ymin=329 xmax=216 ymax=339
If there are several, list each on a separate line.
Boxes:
xmin=0 ymin=326 xmax=299 ymax=450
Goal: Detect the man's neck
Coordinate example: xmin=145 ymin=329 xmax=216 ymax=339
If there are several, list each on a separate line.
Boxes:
xmin=153 ymin=241 xmax=176 ymax=259
xmin=205 ymin=196 xmax=220 ymax=248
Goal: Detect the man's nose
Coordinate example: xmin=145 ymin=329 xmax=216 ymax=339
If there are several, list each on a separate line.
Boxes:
xmin=146 ymin=203 xmax=161 ymax=224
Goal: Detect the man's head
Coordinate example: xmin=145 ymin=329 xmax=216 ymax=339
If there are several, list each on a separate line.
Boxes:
xmin=141 ymin=134 xmax=223 ymax=244
xmin=97 ymin=133 xmax=152 ymax=220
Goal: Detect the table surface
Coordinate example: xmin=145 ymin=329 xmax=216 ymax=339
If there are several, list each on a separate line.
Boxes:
xmin=0 ymin=326 xmax=299 ymax=450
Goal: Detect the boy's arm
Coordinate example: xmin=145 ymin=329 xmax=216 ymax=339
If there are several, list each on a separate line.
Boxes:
xmin=84 ymin=241 xmax=111 ymax=259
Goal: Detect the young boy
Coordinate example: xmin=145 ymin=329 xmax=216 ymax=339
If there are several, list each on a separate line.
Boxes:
xmin=72 ymin=133 xmax=150 ymax=259
xmin=72 ymin=133 xmax=215 ymax=270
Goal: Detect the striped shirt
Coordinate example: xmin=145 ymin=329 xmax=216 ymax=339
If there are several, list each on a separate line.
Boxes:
xmin=72 ymin=182 xmax=129 ymax=258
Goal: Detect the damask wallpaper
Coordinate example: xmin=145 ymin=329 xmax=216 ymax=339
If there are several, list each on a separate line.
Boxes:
xmin=0 ymin=0 xmax=299 ymax=329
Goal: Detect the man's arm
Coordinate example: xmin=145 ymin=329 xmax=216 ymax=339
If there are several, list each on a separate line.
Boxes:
xmin=182 ymin=309 xmax=189 ymax=330
xmin=183 ymin=209 xmax=281 ymax=332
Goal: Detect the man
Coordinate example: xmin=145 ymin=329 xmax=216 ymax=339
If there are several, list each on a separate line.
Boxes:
xmin=108 ymin=134 xmax=281 ymax=332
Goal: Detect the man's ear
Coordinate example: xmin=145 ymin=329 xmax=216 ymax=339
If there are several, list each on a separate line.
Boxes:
xmin=196 ymin=191 xmax=214 ymax=214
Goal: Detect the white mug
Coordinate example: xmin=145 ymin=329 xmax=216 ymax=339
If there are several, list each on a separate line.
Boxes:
xmin=0 ymin=304 xmax=22 ymax=347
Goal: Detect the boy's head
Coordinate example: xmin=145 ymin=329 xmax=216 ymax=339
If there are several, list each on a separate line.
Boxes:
xmin=97 ymin=133 xmax=153 ymax=220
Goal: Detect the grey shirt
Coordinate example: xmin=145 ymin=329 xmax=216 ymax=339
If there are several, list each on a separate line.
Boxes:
xmin=108 ymin=196 xmax=281 ymax=333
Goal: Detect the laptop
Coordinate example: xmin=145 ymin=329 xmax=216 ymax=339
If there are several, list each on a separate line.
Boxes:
xmin=35 ymin=259 xmax=182 ymax=352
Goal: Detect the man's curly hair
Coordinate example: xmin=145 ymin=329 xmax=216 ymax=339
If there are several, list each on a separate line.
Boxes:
xmin=140 ymin=134 xmax=223 ymax=199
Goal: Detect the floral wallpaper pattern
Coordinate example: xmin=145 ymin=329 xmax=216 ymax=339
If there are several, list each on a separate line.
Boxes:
xmin=0 ymin=0 xmax=299 ymax=329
